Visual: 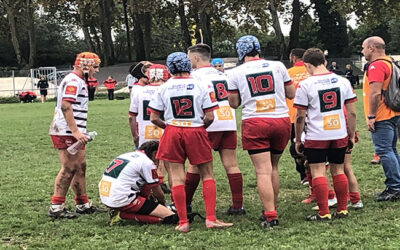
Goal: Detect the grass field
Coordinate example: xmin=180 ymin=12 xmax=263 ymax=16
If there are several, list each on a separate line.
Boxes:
xmin=1 ymin=89 xmax=400 ymax=249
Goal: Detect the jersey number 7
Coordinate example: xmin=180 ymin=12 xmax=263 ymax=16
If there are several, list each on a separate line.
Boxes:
xmin=170 ymin=95 xmax=195 ymax=119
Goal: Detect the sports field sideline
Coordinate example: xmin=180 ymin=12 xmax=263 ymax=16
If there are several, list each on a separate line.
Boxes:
xmin=1 ymin=89 xmax=400 ymax=249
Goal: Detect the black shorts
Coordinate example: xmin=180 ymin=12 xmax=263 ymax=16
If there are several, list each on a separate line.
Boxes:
xmin=40 ymin=89 xmax=47 ymax=96
xmin=304 ymin=147 xmax=346 ymax=164
xmin=137 ymin=198 xmax=158 ymax=215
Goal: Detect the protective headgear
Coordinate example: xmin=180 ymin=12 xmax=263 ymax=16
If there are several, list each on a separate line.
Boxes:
xmin=236 ymin=35 xmax=261 ymax=61
xmin=74 ymin=52 xmax=101 ymax=70
xmin=211 ymin=58 xmax=224 ymax=66
xmin=129 ymin=62 xmax=149 ymax=80
xmin=146 ymin=64 xmax=170 ymax=82
xmin=166 ymin=52 xmax=191 ymax=75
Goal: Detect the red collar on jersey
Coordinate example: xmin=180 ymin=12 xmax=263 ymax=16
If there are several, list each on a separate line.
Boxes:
xmin=246 ymin=58 xmax=263 ymax=62
xmin=312 ymin=72 xmax=333 ymax=76
xmin=197 ymin=65 xmax=212 ymax=69
xmin=294 ymin=61 xmax=305 ymax=67
xmin=72 ymin=72 xmax=84 ymax=80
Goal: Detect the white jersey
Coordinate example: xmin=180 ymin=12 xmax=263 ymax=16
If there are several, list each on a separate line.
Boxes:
xmin=227 ymin=58 xmax=292 ymax=120
xmin=191 ymin=66 xmax=236 ymax=132
xmin=294 ymin=72 xmax=357 ymax=140
xmin=99 ymin=151 xmax=158 ymax=208
xmin=129 ymin=84 xmax=164 ymax=146
xmin=126 ymin=74 xmax=136 ymax=88
xmin=49 ymin=72 xmax=88 ymax=136
xmin=148 ymin=76 xmax=218 ymax=127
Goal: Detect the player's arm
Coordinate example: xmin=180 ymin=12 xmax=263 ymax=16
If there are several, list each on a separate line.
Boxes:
xmin=128 ymin=114 xmax=139 ymax=147
xmin=151 ymin=185 xmax=166 ymax=205
xmin=294 ymin=109 xmax=306 ymax=155
xmin=284 ymin=83 xmax=295 ymax=100
xmin=61 ymin=101 xmax=88 ymax=144
xmin=368 ymin=81 xmax=382 ymax=117
xmin=150 ymin=112 xmax=166 ymax=129
xmin=203 ymin=110 xmax=215 ymax=128
xmin=345 ymin=102 xmax=357 ymax=150
xmin=228 ymin=91 xmax=240 ymax=109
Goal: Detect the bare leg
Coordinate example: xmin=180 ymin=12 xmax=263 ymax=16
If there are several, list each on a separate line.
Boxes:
xmin=250 ymin=152 xmax=274 ymax=212
xmin=70 ymin=150 xmax=87 ymax=199
xmin=270 ymin=153 xmax=282 ymax=206
xmin=53 ymin=149 xmax=80 ymax=198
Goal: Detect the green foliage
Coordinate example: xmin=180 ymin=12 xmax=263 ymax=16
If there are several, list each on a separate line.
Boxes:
xmin=1 ymin=90 xmax=400 ymax=248
xmin=0 ymin=96 xmax=21 ymax=104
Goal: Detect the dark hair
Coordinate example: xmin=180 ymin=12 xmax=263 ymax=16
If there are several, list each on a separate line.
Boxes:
xmin=188 ymin=43 xmax=211 ymax=60
xmin=139 ymin=140 xmax=159 ymax=159
xmin=302 ymin=48 xmax=325 ymax=67
xmin=290 ymin=48 xmax=306 ymax=59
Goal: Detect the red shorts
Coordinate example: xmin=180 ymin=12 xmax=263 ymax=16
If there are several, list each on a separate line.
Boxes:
xmin=118 ymin=196 xmax=146 ymax=213
xmin=157 ymin=125 xmax=212 ymax=165
xmin=208 ymin=131 xmax=237 ymax=151
xmin=50 ymin=135 xmax=85 ymax=150
xmin=241 ymin=117 xmax=291 ymax=153
xmin=304 ymin=137 xmax=348 ymax=149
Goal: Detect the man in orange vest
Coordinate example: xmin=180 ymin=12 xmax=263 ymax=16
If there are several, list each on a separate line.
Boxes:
xmin=103 ymin=76 xmax=118 ymax=100
xmin=362 ymin=36 xmax=400 ymax=201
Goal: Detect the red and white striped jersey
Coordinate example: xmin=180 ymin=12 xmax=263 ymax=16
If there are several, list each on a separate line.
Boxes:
xmin=191 ymin=66 xmax=237 ymax=132
xmin=148 ymin=76 xmax=218 ymax=127
xmin=227 ymin=58 xmax=292 ymax=120
xmin=49 ymin=72 xmax=88 ymax=136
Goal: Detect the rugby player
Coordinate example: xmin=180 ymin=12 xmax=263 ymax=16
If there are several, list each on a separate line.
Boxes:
xmin=227 ymin=35 xmax=295 ymax=228
xmin=294 ymin=48 xmax=357 ymax=221
xmin=185 ymin=44 xmax=244 ymax=215
xmin=148 ymin=52 xmax=233 ymax=232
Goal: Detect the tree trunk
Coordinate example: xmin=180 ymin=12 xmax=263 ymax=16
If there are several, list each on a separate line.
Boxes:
xmin=142 ymin=12 xmax=151 ymax=60
xmin=98 ymin=0 xmax=115 ymax=65
xmin=133 ymin=13 xmax=146 ymax=61
xmin=178 ymin=0 xmax=191 ymax=49
xmin=90 ymin=24 xmax=102 ymax=57
xmin=78 ymin=2 xmax=95 ymax=52
xmin=122 ymin=0 xmax=132 ymax=61
xmin=26 ymin=0 xmax=36 ymax=68
xmin=268 ymin=2 xmax=286 ymax=60
xmin=198 ymin=9 xmax=212 ymax=48
xmin=287 ymin=0 xmax=300 ymax=54
xmin=4 ymin=3 xmax=25 ymax=67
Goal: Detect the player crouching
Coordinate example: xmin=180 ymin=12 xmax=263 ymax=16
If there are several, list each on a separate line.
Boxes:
xmin=99 ymin=141 xmax=179 ymax=226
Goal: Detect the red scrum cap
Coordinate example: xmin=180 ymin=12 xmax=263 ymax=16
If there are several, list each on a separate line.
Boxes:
xmin=74 ymin=52 xmax=101 ymax=70
xmin=146 ymin=64 xmax=170 ymax=82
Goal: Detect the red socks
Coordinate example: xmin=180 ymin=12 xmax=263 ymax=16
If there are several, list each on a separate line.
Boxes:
xmin=332 ymin=174 xmax=349 ymax=212
xmin=313 ymin=177 xmax=329 ymax=216
xmin=227 ymin=173 xmax=243 ymax=209
xmin=51 ymin=196 xmax=65 ymax=205
xmin=349 ymin=192 xmax=361 ymax=204
xmin=328 ymin=189 xmax=335 ymax=200
xmin=202 ymin=179 xmax=217 ymax=221
xmin=74 ymin=195 xmax=89 ymax=205
xmin=119 ymin=212 xmax=161 ymax=224
xmin=172 ymin=185 xmax=188 ymax=226
xmin=264 ymin=210 xmax=278 ymax=222
xmin=185 ymin=172 xmax=200 ymax=205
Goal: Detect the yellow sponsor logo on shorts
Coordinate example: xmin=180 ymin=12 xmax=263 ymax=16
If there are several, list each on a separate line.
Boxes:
xmin=171 ymin=120 xmax=192 ymax=127
xmin=99 ymin=180 xmax=111 ymax=197
xmin=216 ymin=106 xmax=233 ymax=120
xmin=323 ymin=114 xmax=341 ymax=130
xmin=256 ymin=98 xmax=276 ymax=113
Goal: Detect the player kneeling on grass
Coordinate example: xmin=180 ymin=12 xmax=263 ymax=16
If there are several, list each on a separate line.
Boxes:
xmin=294 ymin=48 xmax=357 ymax=221
xmin=148 ymin=52 xmax=233 ymax=233
xmin=99 ymin=141 xmax=180 ymax=226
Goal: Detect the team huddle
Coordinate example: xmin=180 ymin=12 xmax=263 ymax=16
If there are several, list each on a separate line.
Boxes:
xmin=47 ymin=35 xmax=400 ymax=233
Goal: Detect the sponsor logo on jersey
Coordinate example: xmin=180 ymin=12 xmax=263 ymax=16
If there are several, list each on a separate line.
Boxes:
xmin=209 ymin=91 xmax=217 ymax=102
xmin=151 ymin=169 xmax=158 ymax=179
xmin=65 ymin=85 xmax=77 ymax=95
xmin=262 ymin=63 xmax=269 ymax=68
xmin=331 ymin=77 xmax=338 ymax=83
xmin=187 ymin=83 xmax=194 ymax=90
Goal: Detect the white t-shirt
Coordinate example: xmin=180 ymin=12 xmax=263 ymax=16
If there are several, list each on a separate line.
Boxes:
xmin=191 ymin=66 xmax=237 ymax=132
xmin=49 ymin=72 xmax=88 ymax=136
xmin=227 ymin=58 xmax=292 ymax=120
xmin=99 ymin=151 xmax=158 ymax=208
xmin=129 ymin=84 xmax=164 ymax=146
xmin=294 ymin=72 xmax=357 ymax=140
xmin=148 ymin=76 xmax=218 ymax=127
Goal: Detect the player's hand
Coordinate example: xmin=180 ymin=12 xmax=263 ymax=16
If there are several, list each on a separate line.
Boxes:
xmin=72 ymin=131 xmax=89 ymax=145
xmin=367 ymin=118 xmax=375 ymax=132
xmin=295 ymin=141 xmax=304 ymax=157
xmin=133 ymin=135 xmax=139 ymax=148
xmin=347 ymin=138 xmax=355 ymax=153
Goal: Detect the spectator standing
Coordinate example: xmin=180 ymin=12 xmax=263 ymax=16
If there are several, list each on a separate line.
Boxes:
xmin=37 ymin=75 xmax=49 ymax=103
xmin=103 ymin=76 xmax=118 ymax=100
xmin=362 ymin=36 xmax=400 ymax=201
xmin=87 ymin=77 xmax=98 ymax=101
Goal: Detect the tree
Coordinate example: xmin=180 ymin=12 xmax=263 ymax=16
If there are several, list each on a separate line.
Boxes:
xmin=26 ymin=0 xmax=37 ymax=68
xmin=98 ymin=0 xmax=116 ymax=65
xmin=178 ymin=0 xmax=191 ymax=49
